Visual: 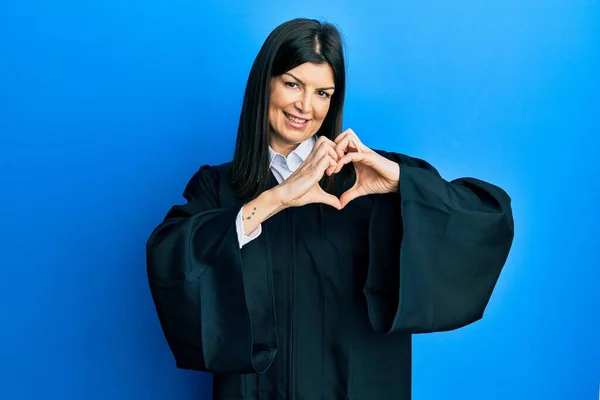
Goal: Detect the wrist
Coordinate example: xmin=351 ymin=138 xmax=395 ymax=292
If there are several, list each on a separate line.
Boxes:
xmin=262 ymin=187 xmax=288 ymax=212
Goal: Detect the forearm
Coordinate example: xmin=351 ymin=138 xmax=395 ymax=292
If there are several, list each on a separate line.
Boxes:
xmin=241 ymin=188 xmax=287 ymax=236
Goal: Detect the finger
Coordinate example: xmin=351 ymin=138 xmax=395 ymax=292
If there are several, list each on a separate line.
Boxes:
xmin=335 ymin=136 xmax=359 ymax=159
xmin=315 ymin=152 xmax=338 ymax=179
xmin=334 ymin=151 xmax=367 ymax=174
xmin=306 ymin=135 xmax=330 ymax=162
xmin=315 ymin=137 xmax=339 ymax=161
xmin=333 ymin=131 xmax=347 ymax=146
xmin=316 ymin=134 xmax=337 ymax=149
xmin=302 ymin=138 xmax=337 ymax=176
xmin=318 ymin=147 xmax=340 ymax=176
xmin=333 ymin=130 xmax=349 ymax=159
xmin=333 ymin=152 xmax=352 ymax=174
xmin=334 ymin=128 xmax=353 ymax=145
xmin=334 ymin=136 xmax=347 ymax=160
xmin=326 ymin=144 xmax=339 ymax=161
xmin=315 ymin=134 xmax=332 ymax=146
xmin=335 ymin=128 xmax=359 ymax=144
xmin=327 ymin=154 xmax=338 ymax=176
xmin=317 ymin=189 xmax=342 ymax=210
xmin=326 ymin=164 xmax=336 ymax=176
xmin=340 ymin=186 xmax=362 ymax=209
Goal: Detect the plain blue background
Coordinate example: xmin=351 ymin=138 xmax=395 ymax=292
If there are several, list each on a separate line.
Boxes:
xmin=1 ymin=1 xmax=598 ymax=399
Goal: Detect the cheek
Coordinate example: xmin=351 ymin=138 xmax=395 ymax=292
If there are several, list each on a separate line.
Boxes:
xmin=313 ymin=101 xmax=331 ymax=122
xmin=269 ymin=87 xmax=287 ymax=113
xmin=269 ymin=94 xmax=287 ymax=121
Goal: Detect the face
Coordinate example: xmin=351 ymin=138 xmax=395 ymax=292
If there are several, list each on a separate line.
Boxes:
xmin=268 ymin=62 xmax=335 ymax=156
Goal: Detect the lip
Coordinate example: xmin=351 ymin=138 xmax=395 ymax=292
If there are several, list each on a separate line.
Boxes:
xmin=284 ymin=112 xmax=311 ymax=121
xmin=284 ymin=112 xmax=309 ymax=129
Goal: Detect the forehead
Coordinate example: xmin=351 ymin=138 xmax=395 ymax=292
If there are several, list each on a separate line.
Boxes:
xmin=285 ymin=62 xmax=335 ymax=86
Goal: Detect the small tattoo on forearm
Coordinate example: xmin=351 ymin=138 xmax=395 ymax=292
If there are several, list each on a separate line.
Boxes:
xmin=245 ymin=207 xmax=257 ymax=220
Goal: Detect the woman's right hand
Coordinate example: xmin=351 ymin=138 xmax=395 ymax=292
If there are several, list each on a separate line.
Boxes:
xmin=273 ymin=136 xmax=342 ymax=210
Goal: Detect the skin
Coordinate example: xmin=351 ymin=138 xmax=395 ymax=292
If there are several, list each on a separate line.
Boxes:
xmin=240 ymin=62 xmax=400 ymax=235
xmin=267 ymin=62 xmax=336 ymax=157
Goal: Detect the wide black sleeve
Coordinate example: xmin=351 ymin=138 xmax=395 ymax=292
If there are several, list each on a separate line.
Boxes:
xmin=145 ymin=165 xmax=277 ymax=373
xmin=364 ymin=150 xmax=514 ymax=334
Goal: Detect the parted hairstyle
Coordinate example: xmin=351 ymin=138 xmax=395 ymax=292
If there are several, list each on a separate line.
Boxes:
xmin=229 ymin=18 xmax=348 ymax=199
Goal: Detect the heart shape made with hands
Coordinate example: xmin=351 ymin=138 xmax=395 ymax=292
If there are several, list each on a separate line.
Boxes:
xmin=320 ymin=129 xmax=400 ymax=209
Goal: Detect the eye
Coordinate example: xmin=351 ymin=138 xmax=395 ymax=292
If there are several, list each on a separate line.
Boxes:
xmin=317 ymin=90 xmax=331 ymax=99
xmin=284 ymin=81 xmax=299 ymax=89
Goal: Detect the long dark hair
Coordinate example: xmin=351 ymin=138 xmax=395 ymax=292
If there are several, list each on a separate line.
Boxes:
xmin=230 ymin=18 xmax=348 ymax=200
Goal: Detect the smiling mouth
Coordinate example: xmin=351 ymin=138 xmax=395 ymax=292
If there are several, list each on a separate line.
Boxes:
xmin=284 ymin=112 xmax=310 ymax=124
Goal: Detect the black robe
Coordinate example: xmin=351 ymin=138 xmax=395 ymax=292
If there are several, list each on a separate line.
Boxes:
xmin=145 ymin=150 xmax=514 ymax=400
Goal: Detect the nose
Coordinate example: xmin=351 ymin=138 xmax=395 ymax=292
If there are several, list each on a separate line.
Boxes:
xmin=295 ymin=91 xmax=312 ymax=115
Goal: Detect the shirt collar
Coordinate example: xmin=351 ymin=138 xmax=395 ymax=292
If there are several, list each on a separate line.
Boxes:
xmin=268 ymin=135 xmax=316 ymax=167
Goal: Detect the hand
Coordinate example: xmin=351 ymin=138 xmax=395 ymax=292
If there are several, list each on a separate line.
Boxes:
xmin=274 ymin=136 xmax=343 ymax=210
xmin=332 ymin=129 xmax=400 ymax=209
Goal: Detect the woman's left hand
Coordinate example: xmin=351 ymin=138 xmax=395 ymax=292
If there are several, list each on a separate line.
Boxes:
xmin=330 ymin=129 xmax=400 ymax=209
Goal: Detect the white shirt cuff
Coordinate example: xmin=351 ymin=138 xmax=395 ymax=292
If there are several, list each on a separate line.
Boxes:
xmin=236 ymin=206 xmax=262 ymax=249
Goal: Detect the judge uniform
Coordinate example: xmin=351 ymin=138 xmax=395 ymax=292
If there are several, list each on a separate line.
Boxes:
xmin=146 ymin=135 xmax=515 ymax=400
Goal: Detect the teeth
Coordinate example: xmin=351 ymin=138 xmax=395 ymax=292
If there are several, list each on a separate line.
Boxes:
xmin=286 ymin=113 xmax=307 ymax=123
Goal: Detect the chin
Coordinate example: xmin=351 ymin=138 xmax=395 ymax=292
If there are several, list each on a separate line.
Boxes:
xmin=277 ymin=123 xmax=313 ymax=143
xmin=285 ymin=131 xmax=313 ymax=145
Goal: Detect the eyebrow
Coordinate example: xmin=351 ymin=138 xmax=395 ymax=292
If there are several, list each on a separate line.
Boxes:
xmin=284 ymin=73 xmax=335 ymax=91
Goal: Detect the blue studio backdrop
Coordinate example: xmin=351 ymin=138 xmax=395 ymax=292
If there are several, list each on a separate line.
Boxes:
xmin=1 ymin=1 xmax=598 ymax=399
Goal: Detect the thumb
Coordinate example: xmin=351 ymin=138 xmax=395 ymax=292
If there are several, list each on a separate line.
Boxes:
xmin=340 ymin=186 xmax=362 ymax=209
xmin=316 ymin=188 xmax=342 ymax=210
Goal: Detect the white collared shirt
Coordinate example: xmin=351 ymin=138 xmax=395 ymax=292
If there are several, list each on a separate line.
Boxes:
xmin=235 ymin=135 xmax=316 ymax=248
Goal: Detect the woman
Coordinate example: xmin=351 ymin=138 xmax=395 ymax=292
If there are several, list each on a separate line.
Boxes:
xmin=146 ymin=18 xmax=514 ymax=400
